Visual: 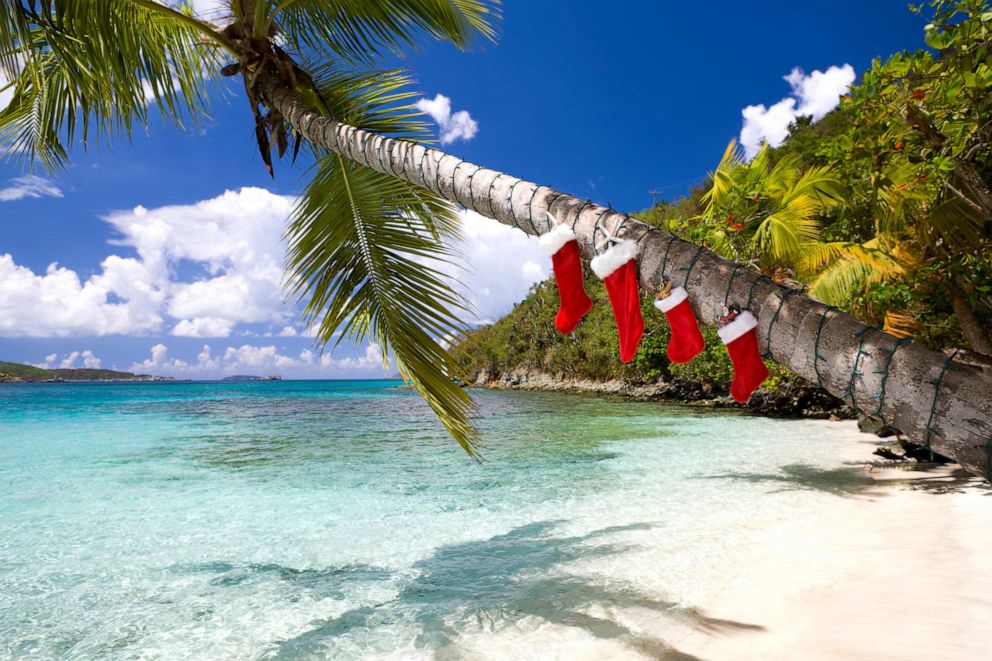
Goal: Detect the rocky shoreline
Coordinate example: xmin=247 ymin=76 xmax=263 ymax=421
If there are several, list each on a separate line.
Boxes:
xmin=471 ymin=367 xmax=955 ymax=464
xmin=471 ymin=367 xmax=855 ymax=419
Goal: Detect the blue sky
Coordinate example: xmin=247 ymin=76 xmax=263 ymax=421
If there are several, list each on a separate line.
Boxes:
xmin=0 ymin=1 xmax=927 ymax=378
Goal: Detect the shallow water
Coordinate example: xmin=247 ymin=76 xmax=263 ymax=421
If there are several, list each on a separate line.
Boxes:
xmin=0 ymin=381 xmax=874 ymax=659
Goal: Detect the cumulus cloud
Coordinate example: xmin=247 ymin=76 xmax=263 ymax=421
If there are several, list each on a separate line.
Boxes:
xmin=128 ymin=342 xmax=387 ymax=377
xmin=1 ymin=186 xmax=548 ymax=339
xmin=437 ymin=209 xmax=548 ymax=325
xmin=31 ymin=350 xmax=102 ymax=369
xmin=0 ymin=187 xmax=292 ymax=338
xmin=325 ymin=342 xmax=385 ymax=370
xmin=0 ymin=175 xmax=63 ymax=202
xmin=416 ymin=94 xmax=479 ymax=144
xmin=740 ymin=64 xmax=856 ymax=158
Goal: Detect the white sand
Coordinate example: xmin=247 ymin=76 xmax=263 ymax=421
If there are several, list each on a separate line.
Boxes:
xmin=676 ymin=463 xmax=992 ymax=660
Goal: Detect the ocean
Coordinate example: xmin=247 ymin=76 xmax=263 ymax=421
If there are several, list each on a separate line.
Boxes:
xmin=0 ymin=380 xmax=874 ymax=659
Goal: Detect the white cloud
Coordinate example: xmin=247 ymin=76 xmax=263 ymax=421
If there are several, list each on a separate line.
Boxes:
xmin=59 ymin=351 xmax=80 ymax=369
xmin=172 ymin=317 xmax=235 ymax=338
xmin=0 ymin=187 xmax=292 ymax=338
xmin=0 ymin=175 xmax=63 ymax=202
xmin=740 ymin=64 xmax=856 ymax=158
xmin=416 ymin=94 xmax=478 ymax=144
xmin=2 ymin=190 xmax=547 ymax=342
xmin=81 ymin=350 xmax=102 ymax=369
xmin=131 ymin=343 xmax=180 ymax=372
xmin=328 ymin=343 xmax=384 ymax=370
xmin=128 ymin=342 xmax=387 ymax=377
xmin=30 ymin=349 xmax=102 ymax=370
xmin=435 ymin=209 xmax=548 ymax=325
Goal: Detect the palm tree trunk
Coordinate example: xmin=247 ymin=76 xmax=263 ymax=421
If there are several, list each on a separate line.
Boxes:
xmin=263 ymin=75 xmax=992 ymax=480
xmin=948 ymin=281 xmax=992 ymax=357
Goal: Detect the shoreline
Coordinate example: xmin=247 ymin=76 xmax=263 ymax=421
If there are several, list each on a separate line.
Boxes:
xmin=470 ymin=368 xmax=855 ymax=419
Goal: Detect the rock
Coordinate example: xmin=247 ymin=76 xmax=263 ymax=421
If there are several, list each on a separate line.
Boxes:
xmin=858 ymin=416 xmax=900 ymax=438
xmin=874 ymin=443 xmax=907 ymax=461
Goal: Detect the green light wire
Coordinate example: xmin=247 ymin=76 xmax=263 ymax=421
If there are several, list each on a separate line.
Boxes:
xmin=871 ymin=337 xmax=910 ymax=418
xmin=923 ymin=349 xmax=961 ymax=462
xmin=660 ymin=235 xmax=679 ymax=281
xmin=723 ymin=264 xmax=746 ymax=309
xmin=682 ymin=245 xmax=705 ymax=288
xmin=812 ymin=306 xmax=838 ymax=388
xmin=763 ymin=288 xmax=799 ymax=360
xmin=506 ymin=178 xmax=526 ymax=231
xmin=840 ymin=327 xmax=873 ymax=414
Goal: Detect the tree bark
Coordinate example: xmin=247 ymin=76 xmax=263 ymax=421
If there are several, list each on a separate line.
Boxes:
xmin=263 ymin=75 xmax=992 ymax=480
xmin=948 ymin=280 xmax=992 ymax=357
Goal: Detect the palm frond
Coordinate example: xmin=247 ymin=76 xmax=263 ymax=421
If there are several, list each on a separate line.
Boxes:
xmin=883 ymin=311 xmax=918 ymax=338
xmin=0 ymin=0 xmax=222 ymax=170
xmin=701 ymin=138 xmax=742 ymax=209
xmin=286 ymin=153 xmax=478 ymax=452
xmin=925 ymin=193 xmax=985 ymax=250
xmin=786 ymin=164 xmax=847 ymax=207
xmin=808 ymin=257 xmax=875 ymax=305
xmin=756 ymin=193 xmax=821 ymax=262
xmin=304 ymin=61 xmax=434 ymax=140
xmin=273 ymin=0 xmax=500 ymax=64
xmin=806 ymin=241 xmax=908 ymax=304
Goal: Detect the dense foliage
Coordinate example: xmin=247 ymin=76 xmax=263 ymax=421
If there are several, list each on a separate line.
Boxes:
xmin=459 ymin=0 xmax=992 ymax=392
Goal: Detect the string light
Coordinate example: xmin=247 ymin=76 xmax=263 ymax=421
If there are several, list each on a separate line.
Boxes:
xmin=682 ymin=245 xmax=705 ymax=288
xmin=659 ymin=234 xmax=679 ymax=281
xmin=506 ymin=178 xmax=526 ymax=230
xmin=812 ymin=306 xmax=838 ymax=388
xmin=487 ymin=173 xmax=504 ymax=218
xmin=923 ymin=349 xmax=961 ymax=461
xmin=723 ymin=264 xmax=746 ymax=309
xmin=763 ymin=288 xmax=800 ymax=360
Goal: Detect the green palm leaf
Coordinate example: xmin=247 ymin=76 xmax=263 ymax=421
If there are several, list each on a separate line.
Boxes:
xmin=272 ymin=0 xmax=500 ymax=64
xmin=286 ymin=153 xmax=478 ymax=452
xmin=0 ymin=0 xmax=222 ymax=170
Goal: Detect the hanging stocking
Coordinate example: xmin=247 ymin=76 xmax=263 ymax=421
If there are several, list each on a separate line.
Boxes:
xmin=539 ymin=224 xmax=592 ymax=334
xmin=718 ymin=310 xmax=769 ymax=403
xmin=653 ymin=285 xmax=705 ymax=364
xmin=591 ymin=239 xmax=644 ymax=363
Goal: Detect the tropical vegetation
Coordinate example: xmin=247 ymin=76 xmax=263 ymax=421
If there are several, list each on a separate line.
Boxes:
xmin=462 ymin=0 xmax=992 ymax=393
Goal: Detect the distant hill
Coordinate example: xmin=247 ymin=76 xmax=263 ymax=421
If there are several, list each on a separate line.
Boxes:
xmin=221 ymin=375 xmax=263 ymax=382
xmin=0 ymin=361 xmax=167 ymax=383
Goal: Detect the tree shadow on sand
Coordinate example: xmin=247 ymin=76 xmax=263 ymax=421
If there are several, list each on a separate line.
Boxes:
xmin=262 ymin=520 xmax=761 ymax=660
xmin=700 ymin=462 xmax=992 ymax=499
xmin=698 ymin=464 xmax=885 ymax=499
xmin=852 ymin=462 xmax=992 ymax=496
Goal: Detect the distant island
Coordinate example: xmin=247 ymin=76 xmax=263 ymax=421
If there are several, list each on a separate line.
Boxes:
xmin=0 ymin=361 xmax=172 ymax=383
xmin=221 ymin=374 xmax=283 ymax=382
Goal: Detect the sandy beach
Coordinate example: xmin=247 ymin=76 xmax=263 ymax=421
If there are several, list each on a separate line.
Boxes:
xmin=676 ymin=462 xmax=992 ymax=660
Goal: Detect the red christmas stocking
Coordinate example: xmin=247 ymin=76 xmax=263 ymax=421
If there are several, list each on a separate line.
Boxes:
xmin=653 ymin=286 xmax=704 ymax=364
xmin=591 ymin=240 xmax=644 ymax=363
xmin=539 ymin=224 xmax=592 ymax=334
xmin=718 ymin=310 xmax=769 ymax=403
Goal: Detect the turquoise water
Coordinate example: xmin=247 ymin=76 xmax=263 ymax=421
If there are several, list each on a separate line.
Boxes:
xmin=0 ymin=381 xmax=871 ymax=659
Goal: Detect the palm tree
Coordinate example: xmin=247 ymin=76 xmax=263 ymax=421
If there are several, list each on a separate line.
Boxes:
xmin=2 ymin=1 xmax=991 ymax=477
xmin=698 ymin=140 xmax=846 ymax=273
